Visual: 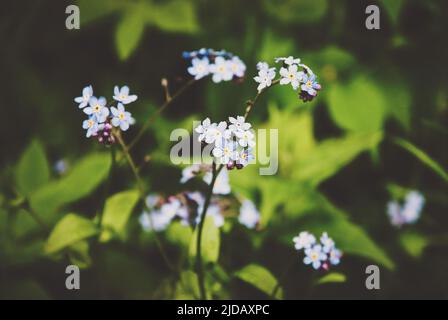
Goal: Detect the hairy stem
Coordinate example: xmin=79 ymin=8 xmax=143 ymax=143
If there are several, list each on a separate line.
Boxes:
xmin=195 ymin=163 xmax=223 ymax=300
xmin=244 ymin=79 xmax=280 ymax=119
xmin=116 ymin=131 xmax=176 ymax=273
xmin=128 ymin=79 xmax=196 ymax=151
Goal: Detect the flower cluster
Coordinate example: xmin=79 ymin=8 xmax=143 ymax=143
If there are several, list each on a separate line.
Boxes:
xmin=74 ymin=85 xmax=137 ymax=144
xmin=387 ymin=190 xmax=425 ymax=228
xmin=293 ymin=231 xmax=342 ymax=270
xmin=138 ymin=191 xmax=260 ymax=232
xmin=254 ymin=56 xmax=321 ymax=102
xmin=184 ymin=48 xmax=246 ymax=83
xmin=195 ymin=116 xmax=255 ymax=169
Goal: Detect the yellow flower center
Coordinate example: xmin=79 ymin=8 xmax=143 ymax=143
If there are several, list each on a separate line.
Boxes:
xmin=93 ymin=105 xmax=101 ymax=112
xmin=306 ymin=81 xmax=312 ymax=87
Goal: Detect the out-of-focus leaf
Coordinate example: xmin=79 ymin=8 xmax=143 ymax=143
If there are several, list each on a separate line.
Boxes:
xmin=166 ymin=221 xmax=193 ymax=249
xmin=380 ymin=0 xmax=404 ymax=26
xmin=0 ymin=279 xmax=50 ymax=300
xmin=263 ymin=0 xmax=328 ymax=24
xmin=77 ymin=0 xmax=126 ymax=25
xmin=399 ymin=232 xmax=429 ymax=258
xmin=381 ymin=76 xmax=411 ymax=130
xmin=327 ymin=76 xmax=387 ymax=133
xmin=317 ymin=272 xmax=346 ymax=285
xmin=99 ymin=190 xmax=140 ymax=242
xmin=15 ymin=140 xmax=49 ymax=196
xmin=175 ymin=271 xmax=201 ymax=300
xmin=189 ymin=216 xmax=220 ymax=264
xmin=144 ymin=0 xmax=199 ymax=34
xmin=293 ymin=132 xmax=383 ymax=186
xmin=393 ymin=138 xmax=448 ymax=182
xmin=29 ymin=153 xmax=111 ymax=224
xmin=258 ymin=30 xmax=295 ymax=62
xmin=45 ymin=213 xmax=98 ymax=254
xmin=115 ymin=6 xmax=146 ymax=61
xmin=234 ymin=264 xmax=283 ymax=299
xmin=68 ymin=240 xmax=92 ymax=269
xmin=12 ymin=209 xmax=40 ymax=239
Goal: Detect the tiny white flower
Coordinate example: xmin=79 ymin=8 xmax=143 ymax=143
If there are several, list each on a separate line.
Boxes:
xmin=387 ymin=201 xmax=405 ymax=227
xmin=210 ymin=56 xmax=233 ymax=83
xmin=228 ymin=56 xmax=246 ymax=78
xmin=139 ymin=210 xmax=172 ymax=232
xmin=303 ymin=244 xmax=327 ymax=270
xmin=235 ymin=129 xmax=256 ymax=148
xmin=188 ymin=57 xmax=210 ymax=80
xmin=293 ymin=231 xmax=316 ymax=250
xmin=113 ymin=85 xmax=138 ymax=104
xmin=279 ymin=64 xmax=303 ymax=90
xmin=180 ymin=164 xmax=202 ymax=183
xmin=203 ymin=169 xmax=231 ymax=195
xmin=237 ymin=148 xmax=255 ymax=167
xmin=111 ymin=103 xmax=133 ymax=131
xmin=320 ymin=232 xmax=335 ymax=253
xmin=275 ymin=56 xmax=301 ymax=65
xmin=212 ymin=140 xmax=238 ymax=164
xmin=205 ymin=121 xmax=230 ymax=146
xmin=74 ymin=85 xmax=93 ymax=109
xmin=239 ymin=199 xmax=260 ymax=229
xmin=228 ymin=116 xmax=251 ymax=133
xmin=254 ymin=66 xmax=276 ymax=93
xmin=329 ymin=248 xmax=342 ymax=266
xmin=145 ymin=194 xmax=162 ymax=209
xmin=82 ymin=117 xmax=99 ymax=138
xmin=402 ymin=191 xmax=425 ymax=224
xmin=84 ymin=96 xmax=109 ymax=123
xmin=256 ymin=61 xmax=270 ymax=71
xmin=195 ymin=118 xmax=215 ymax=142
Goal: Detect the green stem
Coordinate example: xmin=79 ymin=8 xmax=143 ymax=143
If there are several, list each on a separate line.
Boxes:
xmin=195 ymin=163 xmax=223 ymax=300
xmin=244 ymin=79 xmax=280 ymax=119
xmin=128 ymin=79 xmax=196 ymax=151
xmin=116 ymin=131 xmax=177 ymax=273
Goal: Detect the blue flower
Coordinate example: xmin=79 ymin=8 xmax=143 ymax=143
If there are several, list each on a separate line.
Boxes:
xmin=113 ymin=86 xmax=138 ymax=105
xmin=82 ymin=117 xmax=99 ymax=138
xmin=387 ymin=190 xmax=425 ymax=227
xmin=329 ymin=248 xmax=342 ymax=266
xmin=84 ymin=96 xmax=109 ymax=123
xmin=300 ymin=74 xmax=321 ymax=97
xmin=320 ymin=232 xmax=335 ymax=253
xmin=74 ymin=85 xmax=93 ymax=109
xmin=111 ymin=103 xmax=133 ymax=131
xmin=303 ymin=244 xmax=327 ymax=270
xmin=238 ymin=199 xmax=260 ymax=229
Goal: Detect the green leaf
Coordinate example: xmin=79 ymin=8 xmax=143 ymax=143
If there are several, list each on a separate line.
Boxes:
xmin=293 ymin=132 xmax=383 ymax=186
xmin=327 ymin=76 xmax=387 ymax=133
xmin=399 ymin=232 xmax=429 ymax=258
xmin=175 ymin=271 xmax=200 ymax=300
xmin=317 ymin=272 xmax=347 ymax=285
xmin=15 ymin=140 xmax=50 ymax=196
xmin=99 ymin=190 xmax=140 ymax=242
xmin=145 ymin=0 xmax=199 ymax=34
xmin=393 ymin=138 xmax=448 ymax=183
xmin=263 ymin=0 xmax=328 ymax=24
xmin=189 ymin=216 xmax=220 ymax=264
xmin=29 ymin=152 xmax=111 ymax=224
xmin=67 ymin=240 xmax=92 ymax=269
xmin=77 ymin=0 xmax=126 ymax=25
xmin=235 ymin=264 xmax=283 ymax=299
xmin=115 ymin=6 xmax=146 ymax=61
xmin=45 ymin=213 xmax=98 ymax=254
xmin=380 ymin=0 xmax=404 ymax=26
xmin=166 ymin=221 xmax=193 ymax=249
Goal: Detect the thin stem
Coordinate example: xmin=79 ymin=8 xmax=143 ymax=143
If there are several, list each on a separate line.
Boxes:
xmin=271 ymin=255 xmax=297 ymax=299
xmin=195 ymin=163 xmax=223 ymax=300
xmin=98 ymin=146 xmax=116 ymax=229
xmin=116 ymin=131 xmax=177 ymax=273
xmin=244 ymin=79 xmax=280 ymax=119
xmin=128 ymin=79 xmax=196 ymax=151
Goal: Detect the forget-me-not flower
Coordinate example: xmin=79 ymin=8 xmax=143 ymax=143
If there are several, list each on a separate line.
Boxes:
xmin=113 ymin=86 xmax=138 ymax=104
xmin=74 ymin=85 xmax=93 ymax=109
xmin=84 ymin=96 xmax=109 ymax=123
xmin=111 ymin=103 xmax=133 ymax=131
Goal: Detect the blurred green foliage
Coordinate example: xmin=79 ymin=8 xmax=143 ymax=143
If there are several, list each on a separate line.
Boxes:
xmin=0 ymin=0 xmax=447 ymax=299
